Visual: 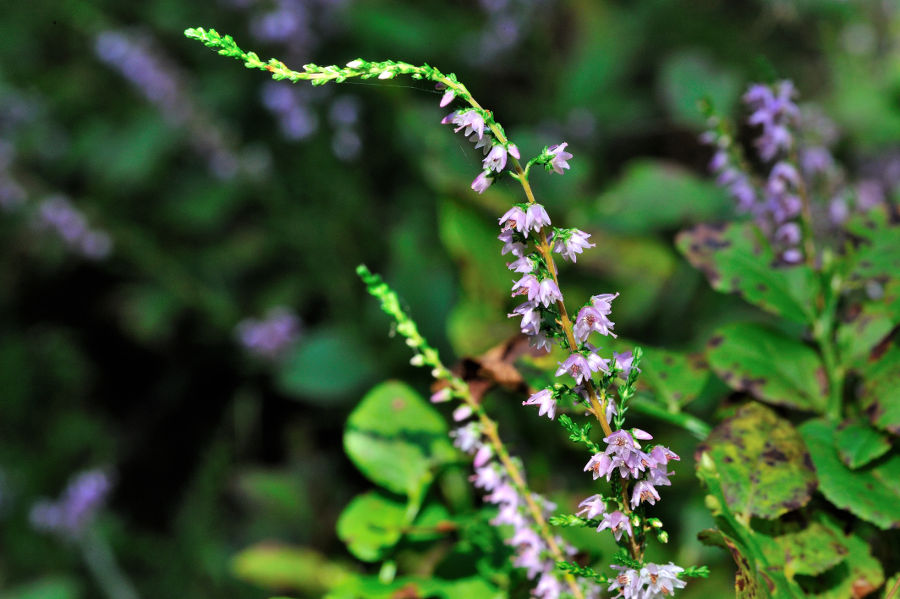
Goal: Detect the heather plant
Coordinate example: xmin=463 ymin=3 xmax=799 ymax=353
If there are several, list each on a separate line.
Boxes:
xmin=184 ymin=25 xmax=900 ymax=599
xmin=184 ymin=27 xmax=712 ymax=599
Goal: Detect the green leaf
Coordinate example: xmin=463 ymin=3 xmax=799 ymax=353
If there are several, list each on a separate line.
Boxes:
xmin=846 ymin=209 xmax=900 ymax=280
xmin=579 ymin=160 xmax=731 ymax=234
xmin=276 ymin=327 xmax=377 ymax=403
xmin=859 ymin=341 xmax=900 ymax=436
xmin=638 ymin=346 xmax=727 ymax=409
xmin=326 ymin=575 xmax=503 ymax=599
xmin=707 ymin=322 xmax=827 ymax=413
xmin=800 ymin=514 xmax=884 ymax=599
xmin=407 ymin=502 xmax=453 ymax=543
xmin=757 ymin=522 xmax=847 ymax=578
xmin=231 ymin=543 xmax=353 ymax=593
xmin=697 ymin=402 xmax=816 ymax=519
xmin=799 ymin=418 xmax=900 ymax=529
xmin=835 ymin=419 xmax=892 ymax=469
xmin=676 ymin=222 xmax=818 ymax=325
xmin=836 ymin=296 xmax=897 ymax=371
xmin=336 ymin=491 xmax=408 ymax=562
xmin=697 ymin=528 xmax=772 ymax=599
xmin=344 ymin=381 xmax=455 ymax=497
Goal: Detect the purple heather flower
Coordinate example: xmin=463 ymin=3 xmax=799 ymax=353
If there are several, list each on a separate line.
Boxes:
xmin=453 ymin=404 xmax=473 ymax=421
xmin=597 ymin=510 xmax=633 ymax=541
xmin=498 ymin=229 xmax=527 ymax=257
xmin=649 ymin=445 xmax=680 ymax=465
xmin=511 ymin=526 xmax=542 ymax=551
xmin=585 ymin=348 xmax=611 ymax=375
xmin=555 ymin=352 xmax=593 ymax=384
xmin=630 ymin=480 xmax=661 ymax=508
xmin=430 ymin=388 xmax=451 ymax=403
xmin=485 ymin=482 xmax=519 ymax=508
xmin=529 ymin=332 xmax=552 ymax=353
xmin=512 ymin=274 xmax=541 ymax=301
xmin=35 ymin=196 xmax=113 ymax=260
xmin=800 ymin=146 xmax=834 ymax=177
xmin=508 ymin=144 xmax=520 ymax=160
xmin=536 ymin=279 xmax=562 ymax=308
xmin=574 ymin=305 xmax=616 ymax=342
xmin=640 ymin=563 xmax=686 ymax=597
xmin=775 ymin=222 xmax=801 ymax=245
xmin=608 ymin=565 xmax=641 ymax=599
xmin=439 ymin=90 xmax=455 ymax=107
xmin=445 ymin=110 xmax=485 ymax=140
xmin=523 ymin=388 xmax=556 ymax=419
xmin=451 ymin=422 xmax=482 ymax=453
xmin=499 ymin=206 xmax=528 ymax=234
xmin=591 ymin=292 xmax=619 ymax=314
xmin=30 ymin=469 xmax=111 ymax=538
xmin=473 ymin=444 xmax=493 ymax=468
xmin=483 ymin=144 xmax=508 ymax=172
xmin=509 ymin=300 xmax=541 ymax=336
xmin=553 ymin=228 xmax=595 ymax=262
xmin=744 ymin=81 xmax=798 ymax=162
xmin=513 ymin=545 xmax=545 ymax=579
xmin=613 ymin=351 xmax=639 ymax=378
xmin=647 ymin=466 xmax=673 ymax=487
xmin=470 ymin=132 xmax=493 ymax=155
xmin=632 ymin=428 xmax=653 ymax=440
xmin=584 ymin=452 xmax=613 ymax=480
xmin=547 ymin=142 xmax=573 ymax=174
xmin=576 ymin=494 xmax=607 ymax=520
xmin=829 ymin=197 xmax=849 ymax=225
xmin=507 ymin=255 xmax=534 ymax=273
xmin=236 ymin=307 xmax=302 ymax=360
xmin=472 ymin=171 xmax=492 ymax=194
xmin=525 ymin=203 xmax=551 ymax=233
xmin=471 ymin=464 xmax=503 ymax=490
xmin=534 ymin=571 xmax=562 ymax=599
xmin=782 ymin=248 xmax=803 ymax=264
xmin=857 ymin=179 xmax=885 ymax=210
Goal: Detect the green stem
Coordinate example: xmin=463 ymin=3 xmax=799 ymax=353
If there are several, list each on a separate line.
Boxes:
xmin=78 ymin=528 xmax=140 ymax=599
xmin=630 ymin=396 xmax=712 ymax=440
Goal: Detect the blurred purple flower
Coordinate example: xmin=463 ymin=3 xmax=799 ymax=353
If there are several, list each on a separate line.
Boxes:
xmin=236 ymin=307 xmax=302 ymax=360
xmin=35 ymin=195 xmax=113 ymax=260
xmin=30 ymin=469 xmax=111 ymax=538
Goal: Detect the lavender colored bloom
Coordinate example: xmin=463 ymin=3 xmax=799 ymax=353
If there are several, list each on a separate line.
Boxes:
xmin=470 ymin=132 xmax=493 ymax=155
xmin=483 ymin=144 xmax=508 ymax=172
xmin=630 ymin=480 xmax=661 ymax=508
xmin=485 ymin=482 xmax=519 ymax=508
xmin=509 ymin=300 xmax=541 ymax=335
xmin=36 ymin=196 xmax=113 ymax=260
xmin=536 ymin=279 xmax=562 ymax=308
xmin=445 ymin=110 xmax=485 ymax=140
xmin=453 ymin=404 xmax=473 ymax=421
xmin=857 ymin=179 xmax=885 ymax=210
xmin=744 ymin=81 xmax=799 ymax=162
xmin=829 ymin=197 xmax=849 ymax=225
xmin=775 ymin=222 xmax=801 ymax=245
xmin=508 ymin=144 xmax=520 ymax=160
xmin=498 ymin=229 xmax=527 ymax=257
xmin=553 ymin=228 xmax=595 ymax=262
xmin=525 ymin=203 xmax=551 ymax=233
xmin=585 ymin=348 xmax=611 ymax=375
xmin=584 ymin=452 xmax=613 ymax=480
xmin=512 ymin=274 xmax=541 ymax=301
xmin=612 ymin=351 xmax=639 ymax=378
xmin=576 ymin=494 xmax=607 ymax=520
xmin=430 ymin=388 xmax=451 ymax=403
xmin=523 ymin=388 xmax=556 ymax=419
xmin=574 ymin=305 xmax=616 ymax=342
xmin=800 ymin=146 xmax=834 ymax=177
xmin=597 ymin=510 xmax=633 ymax=541
xmin=547 ymin=142 xmax=573 ymax=174
xmin=529 ymin=332 xmax=552 ymax=353
xmin=507 ymin=255 xmax=534 ymax=273
xmin=472 ymin=170 xmax=492 ymax=193
xmin=439 ymin=90 xmax=455 ymax=107
xmin=236 ymin=307 xmax=302 ymax=360
xmin=499 ymin=206 xmax=528 ymax=233
xmin=649 ymin=445 xmax=680 ymax=465
xmin=30 ymin=469 xmax=111 ymax=538
xmin=473 ymin=444 xmax=493 ymax=468
xmin=534 ymin=571 xmax=562 ymax=599
xmin=640 ymin=563 xmax=686 ymax=597
xmin=608 ymin=566 xmax=641 ymax=599
xmin=782 ymin=248 xmax=803 ymax=264
xmin=555 ymin=352 xmax=593 ymax=384
xmin=451 ymin=422 xmax=482 ymax=454
xmin=471 ymin=464 xmax=503 ymax=490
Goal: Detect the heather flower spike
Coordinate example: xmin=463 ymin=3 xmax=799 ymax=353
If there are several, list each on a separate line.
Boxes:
xmin=187 ymin=29 xmax=705 ymax=596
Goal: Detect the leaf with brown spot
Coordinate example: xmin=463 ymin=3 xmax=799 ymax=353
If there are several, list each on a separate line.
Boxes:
xmin=676 ymin=222 xmax=819 ymax=325
xmin=698 ymin=402 xmax=816 ymax=519
xmin=756 ymin=521 xmax=848 ymax=578
xmin=706 ymin=322 xmax=828 ymax=413
xmin=637 ymin=346 xmax=729 ymax=409
xmin=846 ymin=208 xmax=900 ymax=280
xmin=836 ymin=419 xmax=892 ymax=469
xmin=859 ymin=340 xmax=900 ymax=436
xmin=800 ymin=418 xmax=900 ymax=530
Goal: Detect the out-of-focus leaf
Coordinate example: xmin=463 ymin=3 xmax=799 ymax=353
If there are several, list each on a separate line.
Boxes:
xmin=447 ymin=298 xmax=511 ymax=356
xmin=0 ymin=578 xmax=80 ymax=599
xmin=697 ymin=528 xmax=774 ymax=599
xmin=276 ymin=327 xmax=376 ymax=403
xmin=578 ymin=160 xmax=731 ymax=234
xmin=859 ymin=341 xmax=900 ymax=436
xmin=659 ymin=51 xmax=741 ymax=128
xmin=407 ymin=502 xmax=454 ymax=543
xmin=836 ymin=296 xmax=897 ymax=371
xmin=757 ymin=522 xmax=847 ymax=578
xmin=846 ymin=211 xmax=900 ymax=281
xmin=326 ymin=575 xmax=503 ymax=599
xmin=336 ymin=491 xmax=408 ymax=563
xmin=676 ymin=222 xmax=818 ymax=324
xmin=799 ymin=418 xmax=900 ymax=529
xmin=234 ymin=469 xmax=309 ymax=522
xmin=707 ymin=322 xmax=827 ymax=413
xmin=697 ymin=402 xmax=816 ymax=519
xmin=638 ymin=346 xmax=727 ymax=409
xmin=835 ymin=419 xmax=892 ymax=469
xmin=344 ymin=381 xmax=455 ymax=498
xmin=231 ymin=542 xmax=353 ymax=593
xmin=800 ymin=514 xmax=884 ymax=599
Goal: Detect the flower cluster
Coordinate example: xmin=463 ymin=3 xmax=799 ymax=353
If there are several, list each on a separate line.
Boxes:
xmin=35 ymin=195 xmax=113 ymax=260
xmin=235 ymin=307 xmax=302 ymax=360
xmin=30 ymin=470 xmax=111 ymax=538
xmin=608 ymin=563 xmax=686 ymax=598
xmin=452 ymin=422 xmax=576 ymax=598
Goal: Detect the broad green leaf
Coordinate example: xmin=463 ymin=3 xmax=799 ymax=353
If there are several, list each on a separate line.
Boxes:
xmin=676 ymin=222 xmax=818 ymax=325
xmin=232 ymin=542 xmax=353 ymax=593
xmin=859 ymin=341 xmax=900 ymax=436
xmin=707 ymin=322 xmax=827 ymax=413
xmin=336 ymin=491 xmax=408 ymax=562
xmin=698 ymin=402 xmax=816 ymax=519
xmin=835 ymin=419 xmax=892 ymax=469
xmin=234 ymin=469 xmax=309 ymax=522
xmin=801 ymin=514 xmax=884 ymax=599
xmin=836 ymin=297 xmax=897 ymax=371
xmin=757 ymin=522 xmax=847 ymax=578
xmin=846 ymin=209 xmax=900 ymax=280
xmin=344 ymin=381 xmax=455 ymax=497
xmin=884 ymin=574 xmax=900 ymax=599
xmin=658 ymin=51 xmax=741 ymax=128
xmin=326 ymin=575 xmax=503 ymax=599
xmin=638 ymin=346 xmax=727 ymax=409
xmin=578 ymin=160 xmax=732 ymax=234
xmin=0 ymin=579 xmax=80 ymax=599
xmin=799 ymin=419 xmax=900 ymax=529
xmin=277 ymin=327 xmax=377 ymax=403
xmin=697 ymin=528 xmax=773 ymax=599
